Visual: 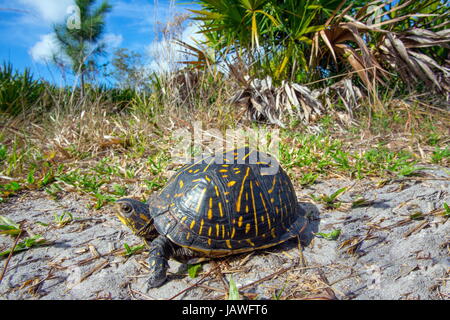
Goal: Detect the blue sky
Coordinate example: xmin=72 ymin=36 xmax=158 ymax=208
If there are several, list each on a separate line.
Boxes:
xmin=0 ymin=0 xmax=201 ymax=85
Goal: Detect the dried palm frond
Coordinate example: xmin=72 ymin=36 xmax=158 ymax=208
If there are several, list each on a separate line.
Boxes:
xmin=229 ymin=76 xmax=325 ymax=127
xmin=311 ymin=0 xmax=450 ymax=95
xmin=379 ymin=30 xmax=450 ymax=95
xmin=320 ymin=78 xmax=364 ymax=119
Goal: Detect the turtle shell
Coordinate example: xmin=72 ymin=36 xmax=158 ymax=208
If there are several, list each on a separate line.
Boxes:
xmin=148 ymin=147 xmax=307 ymax=256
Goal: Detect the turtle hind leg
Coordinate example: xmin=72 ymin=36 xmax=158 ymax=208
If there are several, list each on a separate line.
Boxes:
xmin=147 ymin=235 xmax=174 ymax=288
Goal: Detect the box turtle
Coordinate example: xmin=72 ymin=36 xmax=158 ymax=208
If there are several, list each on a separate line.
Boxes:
xmin=115 ymin=147 xmax=308 ymax=288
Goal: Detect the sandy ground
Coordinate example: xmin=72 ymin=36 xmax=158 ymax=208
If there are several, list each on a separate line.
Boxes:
xmin=0 ymin=166 xmax=448 ymax=300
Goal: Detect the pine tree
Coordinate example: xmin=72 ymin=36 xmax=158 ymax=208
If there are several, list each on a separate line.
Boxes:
xmin=53 ymin=0 xmax=112 ymax=97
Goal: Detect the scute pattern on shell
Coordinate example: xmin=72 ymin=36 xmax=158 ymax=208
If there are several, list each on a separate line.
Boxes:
xmin=149 ymin=147 xmax=307 ymax=256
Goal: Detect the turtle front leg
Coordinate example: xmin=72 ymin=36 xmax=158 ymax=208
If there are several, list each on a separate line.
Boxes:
xmin=147 ymin=235 xmax=174 ymax=288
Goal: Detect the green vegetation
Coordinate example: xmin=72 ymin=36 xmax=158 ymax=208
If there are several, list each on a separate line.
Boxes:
xmin=187 ymin=263 xmax=203 ymax=278
xmin=122 ymin=243 xmax=146 ymax=256
xmin=0 ymin=63 xmax=51 ymax=116
xmin=0 ymin=216 xmax=22 ymax=236
xmin=228 ymin=275 xmax=241 ymax=300
xmin=311 ymin=187 xmax=347 ymax=209
xmin=0 ymin=235 xmax=47 ymax=258
xmin=314 ymin=229 xmax=341 ymax=241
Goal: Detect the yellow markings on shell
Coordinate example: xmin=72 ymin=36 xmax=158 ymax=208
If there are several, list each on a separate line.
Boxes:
xmin=222 ymin=164 xmax=230 ymax=167
xmin=190 ymin=220 xmax=196 ymax=230
xmin=256 ymin=161 xmax=268 ymax=165
xmin=224 ymin=191 xmax=230 ymax=195
xmin=140 ymin=214 xmax=150 ymax=222
xmin=225 ymin=240 xmax=232 ymax=249
xmin=216 ymin=224 xmax=220 ymax=237
xmin=246 ymin=239 xmax=255 ymax=246
xmin=222 ymin=175 xmax=228 ymax=178
xmin=198 ymin=219 xmax=205 ymax=235
xmin=208 ymin=238 xmax=212 ymax=246
xmin=234 ymin=170 xmax=241 ymax=174
xmin=195 ymin=187 xmax=207 ymax=213
xmin=192 ymin=178 xmax=201 ymax=182
xmin=246 ymin=205 xmax=249 ymax=213
xmin=271 ymin=228 xmax=276 ymax=239
xmin=174 ymin=193 xmax=183 ymax=198
xmin=214 ymin=185 xmax=220 ymax=197
xmin=179 ymin=180 xmax=184 ymax=189
xmin=245 ymin=223 xmax=251 ymax=234
xmin=218 ymin=201 xmax=224 ymax=218
xmin=278 ymin=190 xmax=284 ymax=208
xmin=260 ymin=215 xmax=265 ymax=223
xmin=208 ymin=197 xmax=213 ymax=220
xmin=219 ymin=169 xmax=228 ymax=173
xmin=260 ymin=192 xmax=268 ymax=212
xmin=203 ymin=158 xmax=215 ymax=172
xmin=236 ymin=167 xmax=251 ymax=213
xmin=205 ymin=175 xmax=211 ymax=182
xmin=188 ymin=169 xmax=193 ymax=173
xmin=193 ymin=169 xmax=200 ymax=173
xmin=250 ymin=180 xmax=258 ymax=236
xmin=238 ymin=216 xmax=243 ymax=227
xmin=227 ymin=181 xmax=236 ymax=187
xmin=208 ymin=226 xmax=212 ymax=236
xmin=170 ymin=203 xmax=175 ymax=207
xmin=180 ymin=216 xmax=188 ymax=223
xmin=186 ymin=232 xmax=191 ymax=240
xmin=268 ymin=176 xmax=276 ymax=194
xmin=221 ymin=225 xmax=225 ymax=238
xmin=271 ymin=198 xmax=274 ymax=203
xmin=231 ymin=227 xmax=236 ymax=239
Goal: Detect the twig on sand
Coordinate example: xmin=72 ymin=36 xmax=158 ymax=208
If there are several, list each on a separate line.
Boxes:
xmin=168 ymin=264 xmax=222 ymax=300
xmin=0 ymin=227 xmax=23 ymax=285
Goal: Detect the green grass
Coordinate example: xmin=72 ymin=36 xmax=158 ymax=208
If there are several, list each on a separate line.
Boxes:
xmin=279 ymin=129 xmax=430 ymax=183
xmin=187 ymin=263 xmax=202 ymax=278
xmin=311 ymin=187 xmax=347 ymax=209
xmin=122 ymin=243 xmax=145 ymax=256
xmin=431 ymin=147 xmax=450 ymax=164
xmin=0 ymin=235 xmax=47 ymax=258
xmin=314 ymin=229 xmax=341 ymax=241
xmin=0 ymin=215 xmax=22 ymax=235
xmin=228 ymin=275 xmax=241 ymax=300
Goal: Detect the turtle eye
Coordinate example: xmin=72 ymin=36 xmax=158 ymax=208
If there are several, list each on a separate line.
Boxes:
xmin=120 ymin=203 xmax=133 ymax=214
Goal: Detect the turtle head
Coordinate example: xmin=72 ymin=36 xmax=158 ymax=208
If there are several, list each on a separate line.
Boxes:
xmin=115 ymin=198 xmax=155 ymax=237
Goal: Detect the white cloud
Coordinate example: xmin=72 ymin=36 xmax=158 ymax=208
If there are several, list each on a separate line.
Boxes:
xmin=180 ymin=23 xmax=204 ymax=46
xmin=103 ymin=33 xmax=123 ymax=49
xmin=29 ymin=33 xmax=61 ymax=63
xmin=145 ymin=23 xmax=205 ymax=74
xmin=17 ymin=0 xmax=74 ymax=23
xmin=30 ymin=32 xmax=123 ymax=65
